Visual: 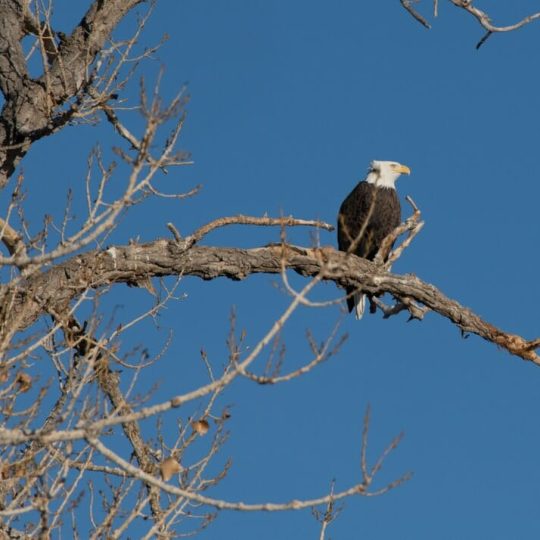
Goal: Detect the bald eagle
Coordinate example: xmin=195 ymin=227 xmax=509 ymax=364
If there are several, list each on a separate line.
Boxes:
xmin=337 ymin=160 xmax=411 ymax=319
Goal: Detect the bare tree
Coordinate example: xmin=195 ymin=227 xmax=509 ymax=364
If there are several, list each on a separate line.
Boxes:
xmin=0 ymin=2 xmax=538 ymax=538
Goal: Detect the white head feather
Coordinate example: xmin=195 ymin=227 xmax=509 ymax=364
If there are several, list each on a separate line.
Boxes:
xmin=366 ymin=160 xmax=411 ymax=189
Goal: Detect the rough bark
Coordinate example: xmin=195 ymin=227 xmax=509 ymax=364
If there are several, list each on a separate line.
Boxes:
xmin=1 ymin=240 xmax=538 ymax=364
xmin=0 ymin=0 xmax=144 ymax=187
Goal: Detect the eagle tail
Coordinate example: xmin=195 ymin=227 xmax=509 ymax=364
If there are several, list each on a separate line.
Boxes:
xmin=347 ymin=289 xmax=366 ymax=320
xmin=354 ymin=293 xmax=366 ymax=320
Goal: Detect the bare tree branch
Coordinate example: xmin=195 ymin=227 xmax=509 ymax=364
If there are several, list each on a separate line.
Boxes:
xmin=81 ymin=405 xmax=407 ymax=513
xmin=0 ymin=0 xmax=146 ymax=187
xmin=449 ymin=0 xmax=540 ymax=34
xmin=400 ymin=0 xmax=431 ymax=29
xmin=401 ymin=1 xmax=540 ymax=47
xmin=189 ymin=214 xmax=334 ymax=245
xmin=0 ymin=231 xmax=537 ymax=364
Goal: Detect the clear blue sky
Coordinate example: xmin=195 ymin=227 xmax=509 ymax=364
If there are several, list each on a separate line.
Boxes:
xmin=21 ymin=1 xmax=540 ymax=538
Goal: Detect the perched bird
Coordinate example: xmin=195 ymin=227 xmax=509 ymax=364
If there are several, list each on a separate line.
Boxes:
xmin=337 ymin=160 xmax=411 ymax=319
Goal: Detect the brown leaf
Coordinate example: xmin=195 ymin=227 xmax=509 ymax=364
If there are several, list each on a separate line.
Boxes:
xmin=191 ymin=419 xmax=210 ymax=435
xmin=160 ymin=457 xmax=181 ymax=481
xmin=15 ymin=372 xmax=32 ymax=392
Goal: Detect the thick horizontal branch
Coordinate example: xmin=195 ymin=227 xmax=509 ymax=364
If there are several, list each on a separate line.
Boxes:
xmin=1 ymin=239 xmax=538 ymax=365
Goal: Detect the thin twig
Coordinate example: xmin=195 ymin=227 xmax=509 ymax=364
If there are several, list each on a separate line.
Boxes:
xmin=476 ymin=30 xmax=493 ymax=49
xmin=401 ymin=0 xmax=431 ymax=29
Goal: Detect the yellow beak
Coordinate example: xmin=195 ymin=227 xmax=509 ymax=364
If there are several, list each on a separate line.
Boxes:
xmin=396 ymin=164 xmax=411 ymax=175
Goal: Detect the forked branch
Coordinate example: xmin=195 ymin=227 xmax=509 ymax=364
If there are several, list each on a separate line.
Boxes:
xmin=81 ymin=403 xmax=408 ymax=512
xmin=401 ymin=0 xmax=540 ymax=48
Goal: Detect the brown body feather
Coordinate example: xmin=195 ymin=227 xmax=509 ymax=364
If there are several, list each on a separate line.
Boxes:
xmin=337 ymin=181 xmax=401 ymax=313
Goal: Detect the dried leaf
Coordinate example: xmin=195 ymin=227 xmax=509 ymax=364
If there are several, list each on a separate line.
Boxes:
xmin=191 ymin=419 xmax=210 ymax=435
xmin=15 ymin=372 xmax=32 ymax=392
xmin=160 ymin=457 xmax=181 ymax=481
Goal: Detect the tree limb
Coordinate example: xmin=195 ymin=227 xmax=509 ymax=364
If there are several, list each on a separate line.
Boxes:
xmin=1 ymin=239 xmax=538 ymax=364
xmin=0 ymin=0 xmax=145 ymax=187
xmin=401 ymin=0 xmax=540 ymax=48
xmin=448 ymin=0 xmax=540 ymax=34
